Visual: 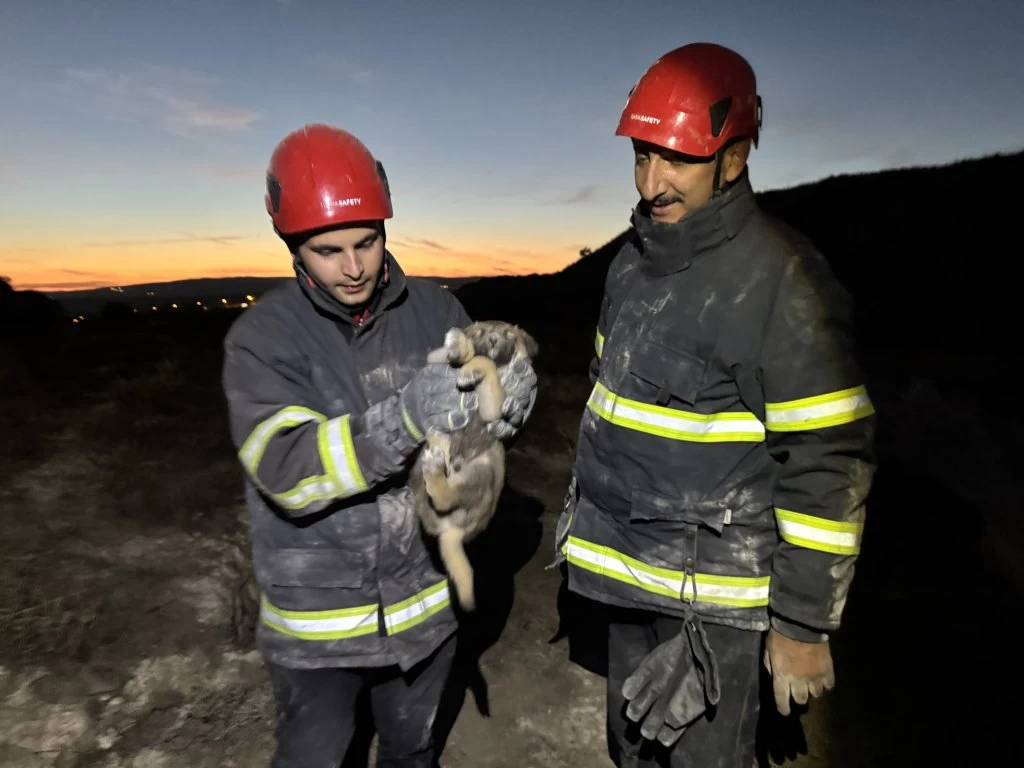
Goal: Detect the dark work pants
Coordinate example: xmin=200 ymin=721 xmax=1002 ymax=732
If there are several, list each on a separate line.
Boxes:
xmin=265 ymin=634 xmax=456 ymax=768
xmin=606 ymin=608 xmax=762 ymax=768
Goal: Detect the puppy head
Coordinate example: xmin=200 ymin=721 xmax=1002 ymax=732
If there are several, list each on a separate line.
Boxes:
xmin=465 ymin=321 xmax=538 ymax=365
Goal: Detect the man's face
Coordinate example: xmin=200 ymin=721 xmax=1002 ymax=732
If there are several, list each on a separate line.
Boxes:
xmin=632 ymin=138 xmax=749 ymax=224
xmin=296 ymin=224 xmax=385 ymax=307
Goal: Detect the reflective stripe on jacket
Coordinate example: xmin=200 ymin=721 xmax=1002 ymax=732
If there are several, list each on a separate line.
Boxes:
xmin=559 ymin=172 xmax=877 ymax=640
xmin=222 ymin=254 xmax=471 ymax=670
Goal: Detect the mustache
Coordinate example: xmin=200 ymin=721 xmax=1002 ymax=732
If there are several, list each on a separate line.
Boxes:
xmin=651 ymin=193 xmax=683 ymax=206
xmin=640 ymin=193 xmax=684 ymax=215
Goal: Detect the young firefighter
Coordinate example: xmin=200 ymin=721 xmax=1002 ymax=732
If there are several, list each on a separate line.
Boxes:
xmin=555 ymin=43 xmax=877 ymax=767
xmin=221 ymin=123 xmax=537 ymax=768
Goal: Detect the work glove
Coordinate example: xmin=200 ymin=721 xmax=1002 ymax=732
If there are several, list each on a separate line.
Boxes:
xmin=486 ymin=356 xmax=538 ymax=441
xmin=399 ymin=362 xmax=479 ymax=440
xmin=621 ymin=614 xmax=721 ymax=747
xmin=352 ymin=364 xmax=479 ymax=487
xmin=763 ymin=627 xmax=835 ymax=716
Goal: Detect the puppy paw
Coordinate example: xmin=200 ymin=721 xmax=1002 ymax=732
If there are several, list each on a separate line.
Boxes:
xmin=421 ymin=444 xmax=447 ymax=475
xmin=444 ymin=328 xmax=474 ymax=365
xmin=456 ymin=367 xmax=485 ymax=389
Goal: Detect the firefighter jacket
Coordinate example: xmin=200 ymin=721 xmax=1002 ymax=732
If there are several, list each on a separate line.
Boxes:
xmin=222 ymin=253 xmax=471 ymax=671
xmin=556 ymin=171 xmax=877 ymax=642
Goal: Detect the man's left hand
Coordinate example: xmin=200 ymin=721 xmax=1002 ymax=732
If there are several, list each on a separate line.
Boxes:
xmin=763 ymin=628 xmax=835 ymax=716
xmin=487 ymin=356 xmax=538 ymax=441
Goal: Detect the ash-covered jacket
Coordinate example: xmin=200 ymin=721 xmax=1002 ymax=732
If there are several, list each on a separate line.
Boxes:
xmin=222 ymin=254 xmax=470 ymax=671
xmin=557 ymin=171 xmax=877 ymax=642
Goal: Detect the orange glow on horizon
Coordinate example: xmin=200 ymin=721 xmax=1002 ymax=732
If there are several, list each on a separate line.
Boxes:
xmin=2 ymin=233 xmax=589 ymax=293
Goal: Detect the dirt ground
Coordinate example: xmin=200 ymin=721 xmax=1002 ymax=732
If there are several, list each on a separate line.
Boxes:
xmin=0 ymin=359 xmax=821 ymax=768
xmin=2 ymin=317 xmax=1020 ymax=767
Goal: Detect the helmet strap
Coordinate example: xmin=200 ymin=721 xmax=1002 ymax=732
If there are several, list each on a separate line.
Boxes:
xmin=711 ymin=149 xmax=726 ymax=198
xmin=711 ymin=138 xmax=747 ymax=198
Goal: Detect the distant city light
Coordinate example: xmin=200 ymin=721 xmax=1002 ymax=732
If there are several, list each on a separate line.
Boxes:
xmin=245 ymin=294 xmax=255 ymax=301
xmin=241 ymin=302 xmax=249 ymax=308
xmin=221 ymin=298 xmax=227 ymax=304
xmin=171 ymin=303 xmax=178 ymax=309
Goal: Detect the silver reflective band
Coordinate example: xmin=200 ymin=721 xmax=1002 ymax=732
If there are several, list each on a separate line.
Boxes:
xmin=588 ymin=382 xmax=765 ymax=443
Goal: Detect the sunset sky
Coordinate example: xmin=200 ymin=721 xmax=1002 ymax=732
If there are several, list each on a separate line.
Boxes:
xmin=2 ymin=0 xmax=1022 ymax=292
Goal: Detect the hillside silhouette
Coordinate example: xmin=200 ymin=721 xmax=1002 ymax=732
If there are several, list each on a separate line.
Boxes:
xmin=457 ymin=149 xmax=1022 ymax=357
xmin=47 ymin=275 xmax=481 ymax=317
xmin=0 ymin=276 xmax=66 ymax=331
xmin=1 ymin=150 xmax=1019 ymax=767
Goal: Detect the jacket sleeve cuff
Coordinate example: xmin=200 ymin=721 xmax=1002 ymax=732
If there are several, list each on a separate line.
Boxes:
xmin=770 ymin=614 xmax=830 ymax=644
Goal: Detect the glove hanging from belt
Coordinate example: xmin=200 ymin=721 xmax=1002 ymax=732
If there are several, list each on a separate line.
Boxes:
xmin=621 ymin=607 xmax=721 ymax=747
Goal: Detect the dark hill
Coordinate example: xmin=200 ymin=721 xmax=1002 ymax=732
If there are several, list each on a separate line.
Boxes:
xmin=454 ymin=149 xmax=1023 ymax=374
xmin=49 ymin=275 xmax=481 ymax=317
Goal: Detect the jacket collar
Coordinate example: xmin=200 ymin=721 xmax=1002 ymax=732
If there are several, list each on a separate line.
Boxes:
xmin=631 ymin=169 xmax=757 ymax=277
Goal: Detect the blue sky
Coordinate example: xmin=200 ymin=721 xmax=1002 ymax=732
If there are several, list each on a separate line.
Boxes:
xmin=1 ymin=0 xmax=1022 ymax=289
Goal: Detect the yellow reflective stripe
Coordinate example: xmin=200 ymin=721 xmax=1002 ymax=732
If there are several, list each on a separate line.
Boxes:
xmin=588 ymin=382 xmax=765 ymax=443
xmin=317 ymin=415 xmax=368 ymax=497
xmin=273 ymin=476 xmax=340 ymax=510
xmin=239 ymin=407 xmax=369 ymax=511
xmin=766 ymin=385 xmax=874 ymax=431
xmin=383 ymin=580 xmax=451 ymax=635
xmin=595 ymin=329 xmax=605 ymax=359
xmin=239 ymin=406 xmax=324 ymax=476
xmin=260 ymin=595 xmax=379 ymax=640
xmin=260 ymin=581 xmax=453 ymax=642
xmin=401 ymin=403 xmax=424 ymax=442
xmin=566 ymin=537 xmax=770 ymax=608
xmin=775 ymin=508 xmax=863 ymax=555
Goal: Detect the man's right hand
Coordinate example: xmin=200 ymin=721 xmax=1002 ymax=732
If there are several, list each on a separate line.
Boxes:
xmin=399 ymin=362 xmax=479 ymax=440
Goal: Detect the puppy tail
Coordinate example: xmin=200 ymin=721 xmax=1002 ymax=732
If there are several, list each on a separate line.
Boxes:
xmin=438 ymin=528 xmax=476 ymax=612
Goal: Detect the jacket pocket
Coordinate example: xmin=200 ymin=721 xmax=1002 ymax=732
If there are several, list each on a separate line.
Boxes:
xmin=629 ymin=488 xmax=731 ymax=534
xmin=628 ymin=339 xmax=707 ymax=407
xmin=257 ymin=547 xmax=366 ymax=589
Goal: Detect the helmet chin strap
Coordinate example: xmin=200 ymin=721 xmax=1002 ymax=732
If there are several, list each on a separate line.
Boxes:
xmin=711 ymin=148 xmax=726 ymax=198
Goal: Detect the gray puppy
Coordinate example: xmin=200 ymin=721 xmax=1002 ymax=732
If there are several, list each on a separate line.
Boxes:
xmin=409 ymin=321 xmax=539 ymax=611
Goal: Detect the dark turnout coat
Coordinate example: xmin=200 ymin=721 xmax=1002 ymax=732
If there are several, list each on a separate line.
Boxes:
xmin=222 ymin=255 xmax=471 ymax=670
xmin=556 ymin=172 xmax=877 ymax=642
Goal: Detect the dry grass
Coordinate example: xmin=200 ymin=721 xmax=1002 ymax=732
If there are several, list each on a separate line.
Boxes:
xmin=0 ymin=569 xmax=105 ymax=663
xmin=0 ymin=314 xmax=247 ymax=667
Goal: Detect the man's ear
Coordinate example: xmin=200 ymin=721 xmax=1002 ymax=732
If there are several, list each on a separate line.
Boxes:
xmin=723 ymin=138 xmax=752 ymax=183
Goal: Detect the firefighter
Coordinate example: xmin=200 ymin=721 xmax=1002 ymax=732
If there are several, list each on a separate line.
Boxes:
xmin=221 ymin=123 xmax=537 ymax=767
xmin=554 ymin=43 xmax=877 ymax=766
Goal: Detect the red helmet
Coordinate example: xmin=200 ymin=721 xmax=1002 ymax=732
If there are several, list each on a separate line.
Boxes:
xmin=616 ymin=43 xmax=762 ymax=157
xmin=265 ymin=123 xmax=393 ymax=236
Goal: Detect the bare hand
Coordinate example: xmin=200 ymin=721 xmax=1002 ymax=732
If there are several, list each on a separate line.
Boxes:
xmin=763 ymin=628 xmax=835 ymax=716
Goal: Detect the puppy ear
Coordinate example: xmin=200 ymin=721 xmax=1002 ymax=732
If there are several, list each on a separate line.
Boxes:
xmin=518 ymin=327 xmax=539 ymax=359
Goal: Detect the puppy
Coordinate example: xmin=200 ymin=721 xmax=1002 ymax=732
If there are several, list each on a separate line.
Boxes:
xmin=410 ymin=321 xmax=539 ymax=611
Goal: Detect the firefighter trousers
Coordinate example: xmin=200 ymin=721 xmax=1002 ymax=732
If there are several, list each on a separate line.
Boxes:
xmin=265 ymin=633 xmax=456 ymax=768
xmin=606 ymin=606 xmax=762 ymax=768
